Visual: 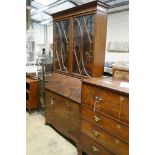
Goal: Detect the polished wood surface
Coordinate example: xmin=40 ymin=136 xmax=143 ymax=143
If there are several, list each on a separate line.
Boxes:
xmin=52 ymin=0 xmax=108 ymax=77
xmin=26 ymin=76 xmax=39 ymax=114
xmin=82 ymin=76 xmax=129 ymax=94
xmin=45 ymin=73 xmax=82 ymax=104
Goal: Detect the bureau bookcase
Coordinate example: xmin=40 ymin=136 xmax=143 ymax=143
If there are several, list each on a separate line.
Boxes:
xmin=45 ymin=1 xmax=129 ymax=155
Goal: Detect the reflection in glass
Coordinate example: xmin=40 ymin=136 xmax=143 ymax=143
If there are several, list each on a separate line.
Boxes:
xmin=54 ymin=19 xmax=69 ymax=72
xmin=73 ymin=14 xmax=94 ymax=77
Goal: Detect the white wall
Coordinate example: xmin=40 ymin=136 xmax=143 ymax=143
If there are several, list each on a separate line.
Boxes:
xmin=46 ymin=24 xmax=53 ymax=44
xmin=105 ymin=10 xmax=129 ymax=63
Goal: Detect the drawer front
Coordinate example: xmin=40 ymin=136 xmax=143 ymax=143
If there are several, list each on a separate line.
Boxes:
xmin=80 ymin=132 xmax=115 ymax=155
xmin=82 ymin=84 xmax=129 ymax=123
xmin=45 ymin=90 xmax=80 ymax=125
xmin=81 ymin=119 xmax=129 ymax=155
xmin=82 ymin=106 xmax=129 ymax=141
xmin=67 ymin=124 xmax=80 ymax=142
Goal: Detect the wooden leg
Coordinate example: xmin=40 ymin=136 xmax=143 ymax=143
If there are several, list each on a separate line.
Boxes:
xmin=77 ymin=144 xmax=83 ymax=155
xmin=77 ymin=148 xmax=83 ymax=155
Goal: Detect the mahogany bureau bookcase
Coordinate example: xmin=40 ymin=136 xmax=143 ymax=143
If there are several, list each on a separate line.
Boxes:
xmin=44 ymin=1 xmax=129 ymax=155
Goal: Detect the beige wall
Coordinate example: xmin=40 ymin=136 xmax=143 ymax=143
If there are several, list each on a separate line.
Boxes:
xmin=105 ymin=10 xmax=129 ymax=62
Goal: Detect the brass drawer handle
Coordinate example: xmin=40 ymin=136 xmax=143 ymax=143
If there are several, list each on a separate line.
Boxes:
xmin=94 ymin=115 xmax=101 ymax=122
xmin=116 ymin=124 xmax=121 ymax=129
xmin=66 ymin=103 xmax=72 ymax=108
xmin=93 ymin=130 xmax=100 ymax=137
xmin=95 ymin=96 xmax=103 ymax=103
xmin=51 ymin=96 xmax=55 ymax=105
xmin=64 ymin=114 xmax=71 ymax=118
xmin=120 ymin=96 xmax=124 ymax=102
xmin=114 ymin=139 xmax=120 ymax=144
xmin=92 ymin=146 xmax=99 ymax=152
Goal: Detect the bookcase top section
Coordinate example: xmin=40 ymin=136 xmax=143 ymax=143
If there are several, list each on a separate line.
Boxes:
xmin=51 ymin=0 xmax=109 ymax=19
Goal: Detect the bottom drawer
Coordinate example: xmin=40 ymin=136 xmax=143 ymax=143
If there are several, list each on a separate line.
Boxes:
xmin=46 ymin=111 xmax=80 ymax=142
xmin=80 ymin=132 xmax=115 ymax=155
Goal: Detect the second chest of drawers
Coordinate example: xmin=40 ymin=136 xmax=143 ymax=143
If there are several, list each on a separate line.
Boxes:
xmin=81 ymin=77 xmax=129 ymax=155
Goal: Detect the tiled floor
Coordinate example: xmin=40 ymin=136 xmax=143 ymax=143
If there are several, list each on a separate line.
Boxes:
xmin=26 ymin=112 xmax=78 ymax=155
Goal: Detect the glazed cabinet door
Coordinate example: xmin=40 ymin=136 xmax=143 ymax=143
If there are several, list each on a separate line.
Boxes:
xmin=53 ymin=19 xmax=70 ymax=72
xmin=72 ymin=14 xmax=94 ymax=77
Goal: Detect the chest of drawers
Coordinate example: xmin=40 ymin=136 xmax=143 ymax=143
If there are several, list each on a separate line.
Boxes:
xmin=81 ymin=77 xmax=129 ymax=155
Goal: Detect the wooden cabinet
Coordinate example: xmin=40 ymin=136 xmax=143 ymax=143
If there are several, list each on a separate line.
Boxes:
xmin=81 ymin=77 xmax=129 ymax=155
xmin=52 ymin=0 xmax=109 ymax=77
xmin=26 ymin=76 xmax=39 ymax=114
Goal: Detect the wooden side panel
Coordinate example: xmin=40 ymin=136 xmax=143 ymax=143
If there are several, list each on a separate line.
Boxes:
xmin=93 ymin=10 xmax=108 ymax=77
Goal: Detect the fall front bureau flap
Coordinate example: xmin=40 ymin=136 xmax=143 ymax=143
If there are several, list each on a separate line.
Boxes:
xmin=45 ymin=73 xmax=82 ymax=104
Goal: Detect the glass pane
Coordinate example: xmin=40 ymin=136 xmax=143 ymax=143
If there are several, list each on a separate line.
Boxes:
xmin=54 ymin=19 xmax=69 ymax=72
xmin=72 ymin=14 xmax=94 ymax=77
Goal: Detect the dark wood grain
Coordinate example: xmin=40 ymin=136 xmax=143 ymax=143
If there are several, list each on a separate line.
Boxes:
xmin=45 ymin=73 xmax=82 ymax=104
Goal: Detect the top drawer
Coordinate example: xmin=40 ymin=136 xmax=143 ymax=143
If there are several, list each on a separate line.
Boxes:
xmin=82 ymin=83 xmax=129 ymax=123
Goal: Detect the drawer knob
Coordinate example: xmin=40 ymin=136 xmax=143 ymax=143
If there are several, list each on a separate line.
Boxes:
xmin=92 ymin=146 xmax=99 ymax=152
xmin=116 ymin=124 xmax=121 ymax=129
xmin=95 ymin=96 xmax=103 ymax=103
xmin=114 ymin=139 xmax=120 ymax=144
xmin=120 ymin=96 xmax=124 ymax=102
xmin=94 ymin=115 xmax=101 ymax=122
xmin=93 ymin=130 xmax=100 ymax=137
